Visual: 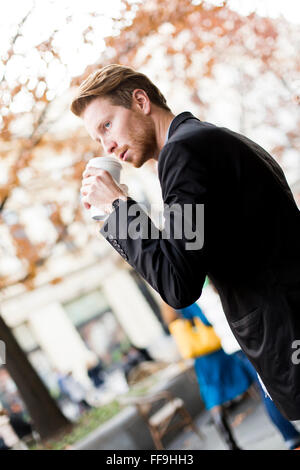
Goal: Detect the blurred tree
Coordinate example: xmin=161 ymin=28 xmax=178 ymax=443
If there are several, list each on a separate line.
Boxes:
xmin=1 ymin=0 xmax=299 ymax=288
xmin=0 ymin=0 xmax=299 ymax=440
xmin=0 ymin=314 xmax=71 ymax=439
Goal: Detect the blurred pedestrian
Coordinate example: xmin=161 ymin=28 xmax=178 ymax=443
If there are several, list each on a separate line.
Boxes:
xmin=234 ymin=349 xmax=300 ymax=450
xmin=161 ymin=301 xmax=252 ymax=450
xmin=121 ymin=346 xmax=151 ymax=382
xmin=0 ymin=435 xmax=11 ymax=450
xmin=57 ymin=371 xmax=92 ymax=413
xmin=87 ymin=358 xmax=105 ymax=389
xmin=6 ymin=402 xmax=33 ymax=440
xmin=200 ymin=279 xmax=300 ymax=450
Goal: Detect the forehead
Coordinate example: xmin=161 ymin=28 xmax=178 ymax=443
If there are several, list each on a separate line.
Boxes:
xmin=82 ymin=97 xmax=114 ymax=127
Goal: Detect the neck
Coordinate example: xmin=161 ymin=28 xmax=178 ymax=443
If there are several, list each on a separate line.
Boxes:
xmin=152 ymin=108 xmax=175 ymax=159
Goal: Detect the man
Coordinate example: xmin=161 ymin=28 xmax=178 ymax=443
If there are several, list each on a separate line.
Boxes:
xmin=71 ymin=64 xmax=300 ymax=419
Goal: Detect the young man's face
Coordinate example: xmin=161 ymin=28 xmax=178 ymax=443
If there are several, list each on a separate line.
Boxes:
xmin=82 ymin=96 xmax=157 ymax=168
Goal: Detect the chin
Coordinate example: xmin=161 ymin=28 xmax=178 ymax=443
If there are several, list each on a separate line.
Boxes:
xmin=131 ymin=156 xmax=145 ymax=168
xmin=133 ymin=160 xmax=144 ymax=169
xmin=134 ymin=153 xmax=152 ymax=168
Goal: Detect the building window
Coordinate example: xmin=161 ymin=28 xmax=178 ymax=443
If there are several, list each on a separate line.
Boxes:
xmin=63 ymin=290 xmax=130 ymax=368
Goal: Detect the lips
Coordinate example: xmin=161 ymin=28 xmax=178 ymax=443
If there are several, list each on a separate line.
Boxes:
xmin=120 ymin=150 xmax=128 ymax=161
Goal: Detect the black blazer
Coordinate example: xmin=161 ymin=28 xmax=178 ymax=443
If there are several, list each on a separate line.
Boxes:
xmin=101 ymin=112 xmax=300 ymax=419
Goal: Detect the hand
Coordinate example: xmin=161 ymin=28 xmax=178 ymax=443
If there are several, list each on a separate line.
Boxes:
xmin=81 ymin=166 xmax=128 ymax=215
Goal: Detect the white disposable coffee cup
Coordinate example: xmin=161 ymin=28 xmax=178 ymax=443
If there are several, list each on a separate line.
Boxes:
xmin=85 ymin=156 xmax=122 ymax=220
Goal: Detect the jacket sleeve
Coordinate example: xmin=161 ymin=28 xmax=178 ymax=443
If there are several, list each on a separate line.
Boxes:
xmin=100 ymin=140 xmax=208 ymax=309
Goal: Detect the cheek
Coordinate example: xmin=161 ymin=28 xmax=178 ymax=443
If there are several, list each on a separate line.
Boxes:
xmin=127 ymin=123 xmax=137 ymax=145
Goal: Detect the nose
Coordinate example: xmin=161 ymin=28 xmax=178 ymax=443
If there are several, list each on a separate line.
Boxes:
xmin=103 ymin=137 xmax=117 ymax=155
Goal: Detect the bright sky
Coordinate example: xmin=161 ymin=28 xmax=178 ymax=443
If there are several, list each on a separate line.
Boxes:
xmin=0 ymin=0 xmax=124 ymax=83
xmin=1 ymin=0 xmax=299 ymax=80
xmin=228 ymin=0 xmax=300 ymax=23
xmin=1 ymin=0 xmax=299 ymax=58
xmin=0 ymin=0 xmax=299 ymax=115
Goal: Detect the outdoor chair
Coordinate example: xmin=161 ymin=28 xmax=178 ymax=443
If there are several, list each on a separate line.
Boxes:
xmin=126 ymin=361 xmax=169 ymax=386
xmin=118 ymin=390 xmax=205 ymax=450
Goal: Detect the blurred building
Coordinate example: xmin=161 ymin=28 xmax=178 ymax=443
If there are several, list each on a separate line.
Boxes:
xmin=0 ymin=257 xmax=168 ymax=389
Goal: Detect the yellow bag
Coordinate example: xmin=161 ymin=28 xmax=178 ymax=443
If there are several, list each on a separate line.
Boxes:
xmin=169 ymin=317 xmax=222 ymax=359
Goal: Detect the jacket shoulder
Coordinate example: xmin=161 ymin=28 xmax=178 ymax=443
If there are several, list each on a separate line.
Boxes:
xmin=167 ymin=120 xmax=221 ymax=146
xmin=158 ymin=124 xmax=225 ymax=177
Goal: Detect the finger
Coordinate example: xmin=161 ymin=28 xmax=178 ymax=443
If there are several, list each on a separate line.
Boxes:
xmin=81 ymin=195 xmax=91 ymax=209
xmin=80 ymin=187 xmax=89 ymax=197
xmin=80 ymin=181 xmax=93 ymax=194
xmin=83 ymin=166 xmax=99 ymax=178
xmin=82 ymin=175 xmax=98 ymax=186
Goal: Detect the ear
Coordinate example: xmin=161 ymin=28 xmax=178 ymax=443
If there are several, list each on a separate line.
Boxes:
xmin=132 ymin=89 xmax=151 ymax=114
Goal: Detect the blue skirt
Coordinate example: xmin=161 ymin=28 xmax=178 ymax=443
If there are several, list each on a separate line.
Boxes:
xmin=193 ymin=348 xmax=253 ymax=410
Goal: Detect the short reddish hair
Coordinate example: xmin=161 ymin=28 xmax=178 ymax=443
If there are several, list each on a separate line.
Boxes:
xmin=71 ymin=64 xmax=171 ymax=116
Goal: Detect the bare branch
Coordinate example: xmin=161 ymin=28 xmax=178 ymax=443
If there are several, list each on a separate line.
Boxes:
xmin=10 ymin=2 xmax=36 ymax=47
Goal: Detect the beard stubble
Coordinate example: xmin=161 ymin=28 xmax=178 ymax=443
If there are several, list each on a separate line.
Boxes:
xmin=127 ymin=112 xmax=157 ymax=168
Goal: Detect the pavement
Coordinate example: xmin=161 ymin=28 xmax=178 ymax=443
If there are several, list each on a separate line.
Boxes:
xmin=166 ymin=393 xmax=300 ymax=451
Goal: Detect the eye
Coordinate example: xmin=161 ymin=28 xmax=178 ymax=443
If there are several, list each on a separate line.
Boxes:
xmin=104 ymin=121 xmax=111 ymax=130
